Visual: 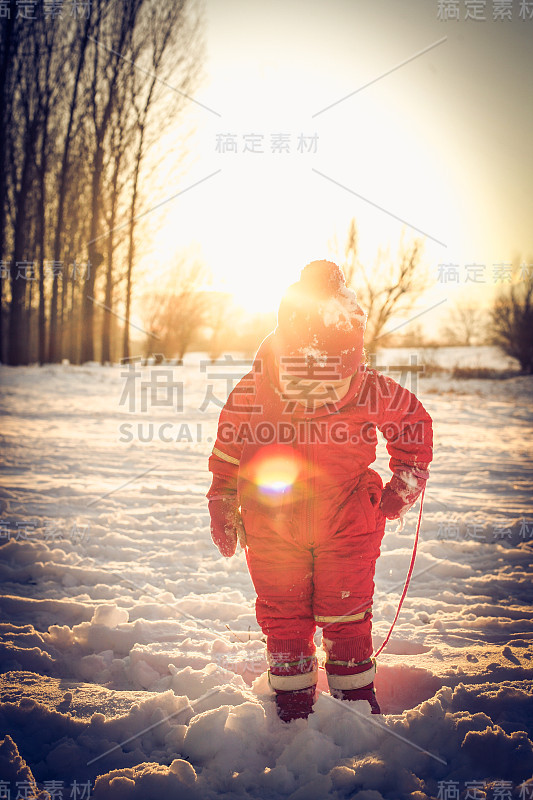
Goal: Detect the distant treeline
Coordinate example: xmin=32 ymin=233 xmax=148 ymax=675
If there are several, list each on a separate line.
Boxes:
xmin=0 ymin=0 xmax=202 ymax=365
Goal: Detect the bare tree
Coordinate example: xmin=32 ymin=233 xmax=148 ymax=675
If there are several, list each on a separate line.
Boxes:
xmin=440 ymin=303 xmax=487 ymax=347
xmin=491 ymin=263 xmax=533 ymax=373
xmin=0 ymin=0 xmax=18 ymax=363
xmin=32 ymin=9 xmax=79 ymax=365
xmin=100 ymin=74 xmax=136 ymax=365
xmin=61 ymin=155 xmax=93 ymax=364
xmin=204 ymin=291 xmax=237 ymax=362
xmin=390 ymin=321 xmax=428 ymax=348
xmin=141 ymin=259 xmax=209 ymax=362
xmin=1 ymin=0 xmax=203 ymax=365
xmin=122 ymin=0 xmax=203 ymax=361
xmin=333 ymin=221 xmax=427 ymax=352
xmin=6 ymin=19 xmax=40 ymax=365
xmin=48 ymin=11 xmax=93 ymax=363
xmin=80 ymin=0 xmax=145 ymax=364
xmin=328 ymin=220 xmax=357 ymax=287
xmin=342 ymin=218 xmax=358 ymax=287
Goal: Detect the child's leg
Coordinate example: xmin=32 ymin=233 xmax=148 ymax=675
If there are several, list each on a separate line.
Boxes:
xmin=313 ymin=512 xmax=386 ymax=713
xmin=245 ymin=535 xmax=317 ymax=721
xmin=321 ymin=624 xmax=381 ymax=714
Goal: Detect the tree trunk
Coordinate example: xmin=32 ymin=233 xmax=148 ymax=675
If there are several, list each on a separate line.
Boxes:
xmin=101 ymin=243 xmax=114 ymax=365
xmin=37 ymin=125 xmax=48 ymax=365
xmin=80 ymin=139 xmax=105 ymax=364
xmin=49 ymin=15 xmax=91 ymax=363
xmin=122 ymin=132 xmax=143 ymax=362
xmin=101 ymin=126 xmax=124 ymax=365
xmin=0 ymin=3 xmax=16 ymax=363
xmin=8 ymin=137 xmax=34 ymax=366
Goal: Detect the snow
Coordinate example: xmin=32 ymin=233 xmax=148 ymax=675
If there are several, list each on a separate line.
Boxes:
xmin=0 ymin=350 xmax=532 ymax=799
xmin=320 ymin=285 xmax=366 ymax=331
xmin=376 ymin=345 xmax=520 ymax=372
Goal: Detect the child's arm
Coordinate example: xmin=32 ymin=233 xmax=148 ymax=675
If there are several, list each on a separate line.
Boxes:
xmin=206 ymin=372 xmax=255 ymax=556
xmin=373 ymin=371 xmax=433 ymax=521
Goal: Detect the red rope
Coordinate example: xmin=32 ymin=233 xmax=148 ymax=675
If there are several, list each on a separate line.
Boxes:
xmin=373 ymin=486 xmax=425 ymax=659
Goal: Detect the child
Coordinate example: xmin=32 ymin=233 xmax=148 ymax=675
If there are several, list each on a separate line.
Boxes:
xmin=207 ymin=260 xmax=433 ymax=722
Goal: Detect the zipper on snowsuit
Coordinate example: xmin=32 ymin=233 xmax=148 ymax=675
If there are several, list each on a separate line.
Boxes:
xmin=302 ymin=418 xmax=316 ymax=548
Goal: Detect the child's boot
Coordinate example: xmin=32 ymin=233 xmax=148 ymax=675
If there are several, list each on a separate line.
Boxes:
xmin=273 ymin=685 xmax=317 ymax=723
xmin=326 ymin=656 xmax=381 ymax=714
xmin=268 ymin=652 xmax=318 ymax=723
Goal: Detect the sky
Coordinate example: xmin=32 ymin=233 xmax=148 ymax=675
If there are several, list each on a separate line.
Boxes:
xmin=136 ymin=0 xmax=533 ymax=336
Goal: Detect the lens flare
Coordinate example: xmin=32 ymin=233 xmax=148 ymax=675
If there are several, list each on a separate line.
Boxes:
xmin=245 ymin=446 xmax=303 ymax=499
xmin=256 ymin=457 xmax=299 ymax=495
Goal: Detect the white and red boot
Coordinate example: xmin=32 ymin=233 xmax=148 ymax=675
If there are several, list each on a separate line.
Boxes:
xmin=268 ymin=643 xmax=318 ymax=723
xmin=325 ymin=656 xmax=381 ymax=714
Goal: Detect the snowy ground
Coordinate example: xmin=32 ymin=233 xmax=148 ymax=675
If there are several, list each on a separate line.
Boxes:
xmin=0 ymin=348 xmax=532 ymax=800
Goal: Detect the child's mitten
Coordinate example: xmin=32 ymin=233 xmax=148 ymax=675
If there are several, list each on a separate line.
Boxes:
xmin=207 ymin=465 xmax=246 ymax=557
xmin=380 ymin=467 xmax=428 ymax=520
xmin=208 ymin=496 xmax=246 ymax=557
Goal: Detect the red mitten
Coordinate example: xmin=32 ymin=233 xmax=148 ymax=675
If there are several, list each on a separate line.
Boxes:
xmin=207 ymin=463 xmax=246 ymax=557
xmin=208 ymin=496 xmax=246 ymax=557
xmin=380 ymin=467 xmax=429 ymax=521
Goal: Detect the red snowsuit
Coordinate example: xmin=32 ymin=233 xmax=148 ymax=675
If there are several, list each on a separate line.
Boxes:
xmin=207 ymin=333 xmax=433 ymax=687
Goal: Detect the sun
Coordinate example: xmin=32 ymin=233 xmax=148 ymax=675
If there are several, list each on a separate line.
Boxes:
xmin=208 ymin=257 xmax=293 ymax=314
xmin=138 ymin=49 xmax=462 ymax=320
